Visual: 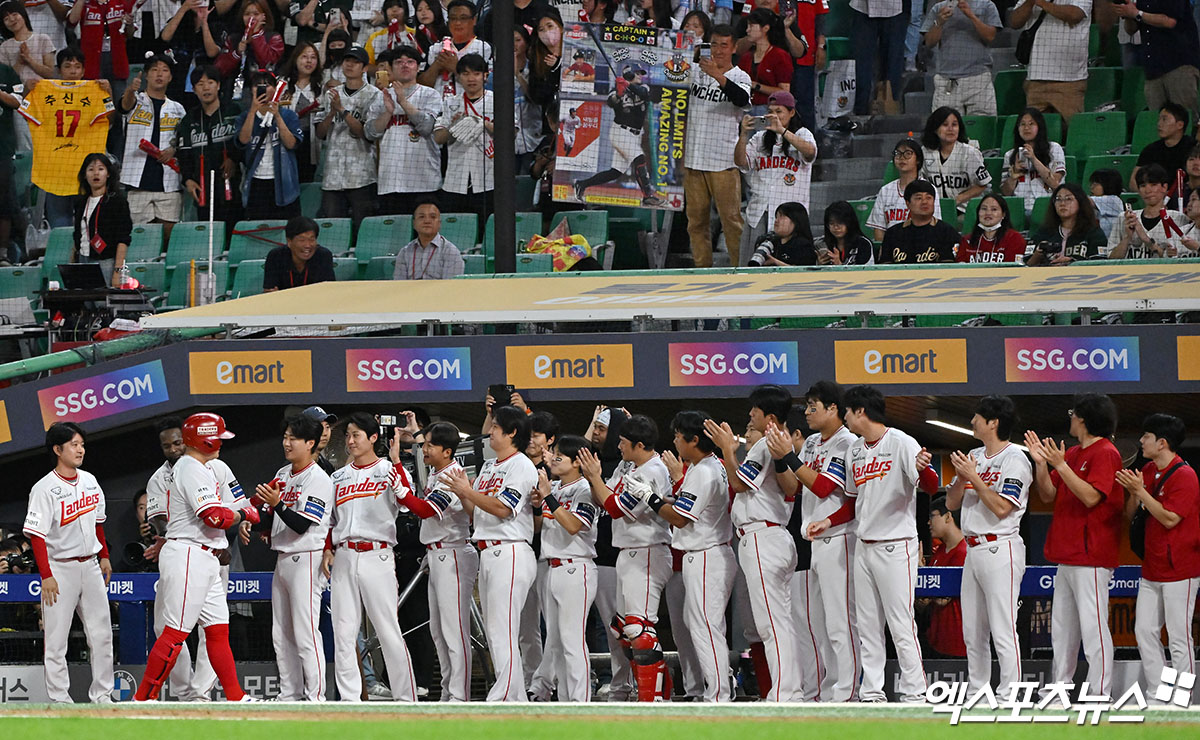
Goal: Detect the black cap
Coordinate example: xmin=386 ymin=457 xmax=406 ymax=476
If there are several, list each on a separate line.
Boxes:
xmin=302 ymin=406 xmax=338 ymax=424
xmin=344 ymin=46 xmax=369 ymax=64
xmin=903 ymin=179 xmax=936 ymax=201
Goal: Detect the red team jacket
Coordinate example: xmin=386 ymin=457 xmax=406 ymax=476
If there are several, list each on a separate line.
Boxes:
xmin=1044 ymin=438 xmax=1124 ymax=569
xmin=1139 ymin=456 xmax=1200 ymax=582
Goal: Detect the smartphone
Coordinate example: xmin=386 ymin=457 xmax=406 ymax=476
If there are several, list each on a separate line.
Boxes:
xmin=379 ymin=414 xmax=398 ymax=426
xmin=442 ymin=37 xmax=455 ymax=54
xmin=779 ymin=0 xmax=797 ymax=15
xmin=488 ymin=383 xmax=516 ymax=404
xmin=255 ymin=84 xmax=268 ymax=99
xmin=697 ymin=43 xmax=711 ymax=60
xmin=751 ymin=115 xmax=770 ymax=130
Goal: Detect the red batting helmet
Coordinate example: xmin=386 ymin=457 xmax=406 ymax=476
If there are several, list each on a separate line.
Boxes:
xmin=182 ymin=412 xmax=235 ymax=453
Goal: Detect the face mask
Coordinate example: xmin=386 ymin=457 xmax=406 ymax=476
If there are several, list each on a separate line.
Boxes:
xmin=327 ymin=46 xmax=345 ymax=63
xmin=538 ymin=28 xmax=561 ymax=47
xmin=980 ymin=222 xmax=1001 ymax=235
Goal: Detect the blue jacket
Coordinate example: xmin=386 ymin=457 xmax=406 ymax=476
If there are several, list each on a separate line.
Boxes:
xmin=234 ymin=106 xmax=304 ymax=208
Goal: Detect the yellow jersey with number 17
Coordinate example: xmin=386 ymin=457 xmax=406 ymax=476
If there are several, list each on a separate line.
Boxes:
xmin=18 ymin=80 xmax=114 ymax=196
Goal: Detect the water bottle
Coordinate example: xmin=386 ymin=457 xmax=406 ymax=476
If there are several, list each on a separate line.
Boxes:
xmin=118 ymin=263 xmax=131 ymax=289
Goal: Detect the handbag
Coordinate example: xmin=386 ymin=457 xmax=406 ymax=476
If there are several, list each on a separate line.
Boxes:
xmin=1015 ymin=7 xmax=1048 ymax=66
xmin=1129 ymin=461 xmax=1187 ymax=560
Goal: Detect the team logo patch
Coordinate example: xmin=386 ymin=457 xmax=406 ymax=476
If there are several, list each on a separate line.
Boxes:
xmin=737 ymin=460 xmax=763 ymax=482
xmin=885 ymin=545 xmax=895 ymax=553
xmin=567 ymin=567 xmax=576 ymax=575
xmin=408 ymin=130 xmax=421 ymax=142
xmin=493 ymin=549 xmax=501 ymax=557
xmin=627 ymin=551 xmax=636 ymax=558
xmin=439 ymin=554 xmax=446 ymax=562
xmin=674 ymin=491 xmax=697 ymax=513
xmin=427 ymin=490 xmax=452 ymax=511
xmin=663 ymin=54 xmax=689 ymax=83
xmin=989 ymin=546 xmax=999 ymax=554
xmin=686 ymin=555 xmax=694 ymax=564
xmin=292 ymin=555 xmax=300 ymax=562
xmin=380 ymin=553 xmax=389 ymax=561
xmin=1000 ymin=478 xmax=1024 ymax=499
xmin=783 ymin=173 xmax=796 ymax=186
xmin=498 ymin=488 xmax=521 ymax=510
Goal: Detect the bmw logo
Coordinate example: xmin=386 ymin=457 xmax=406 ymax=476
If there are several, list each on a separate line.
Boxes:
xmin=112 ymin=670 xmax=137 ymax=701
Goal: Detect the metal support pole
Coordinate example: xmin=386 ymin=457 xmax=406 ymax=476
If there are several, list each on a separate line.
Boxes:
xmin=492 ymin=1 xmax=516 ymax=273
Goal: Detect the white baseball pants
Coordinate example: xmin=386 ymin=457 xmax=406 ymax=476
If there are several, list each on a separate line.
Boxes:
xmin=1135 ymin=576 xmax=1198 ymax=700
xmin=739 ymin=526 xmax=803 ymax=702
xmin=856 ymin=538 xmax=926 ymax=702
xmin=962 ymin=537 xmax=1025 ymax=697
xmin=681 ymin=544 xmax=736 ymax=702
xmin=42 ymin=557 xmax=113 ymax=703
xmin=427 ymin=544 xmax=478 ymax=702
xmin=273 ymin=551 xmax=327 ymax=701
xmin=809 ymin=533 xmax=860 ymax=701
xmin=1049 ymin=564 xmax=1114 ymax=699
xmin=479 ymin=541 xmax=536 ymax=702
xmin=544 ymin=559 xmax=598 ymax=702
xmin=331 ymin=547 xmax=416 ymax=701
xmin=665 ymin=568 xmax=704 ymax=699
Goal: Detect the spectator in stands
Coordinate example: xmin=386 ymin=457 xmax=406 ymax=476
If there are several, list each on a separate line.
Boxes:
xmin=1180 ymin=189 xmax=1200 ymax=252
xmin=20 ymin=48 xmax=92 ymax=230
xmin=921 ymin=106 xmax=991 ymax=213
xmin=264 ymin=215 xmax=334 ymax=291
xmin=366 ymin=0 xmax=418 ymax=64
xmin=477 ymin=0 xmax=552 ymax=43
xmin=67 ymin=0 xmax=132 ymax=96
xmin=879 ymin=179 xmax=959 ymax=263
xmin=1107 ymin=164 xmax=1189 ymax=259
xmin=1132 ymin=103 xmax=1196 ymax=194
xmin=316 ymin=45 xmax=384 ymax=228
xmin=1112 ymin=0 xmax=1200 ymax=118
xmin=319 ymin=24 xmax=353 ymax=87
xmin=393 ymin=197 xmax=465 ymax=280
xmin=1009 ymin=0 xmax=1090 ymax=122
xmin=434 ymin=54 xmax=494 ymax=224
xmin=118 ymin=54 xmax=186 ymax=240
xmin=25 ymin=0 xmax=68 ymax=50
xmin=207 ymin=0 xmax=284 ymax=101
xmin=746 ymin=201 xmax=816 ymax=266
xmin=957 ymin=193 xmax=1027 ymax=262
xmin=682 ymin=9 xmax=713 ymax=42
xmin=1088 ymin=168 xmax=1126 ymax=240
xmin=684 ymin=23 xmax=750 ymax=268
xmin=868 ymin=137 xmax=944 ymax=240
xmin=920 ymin=0 xmax=1002 ymax=116
xmin=291 ymin=0 xmax=350 ymax=48
xmin=527 ymin=8 xmax=564 ymax=108
xmin=177 ymin=66 xmax=243 ymax=229
xmin=419 ymin=0 xmax=492 ymax=96
xmin=0 ymin=2 xmax=55 ymax=87
xmin=739 ymin=8 xmax=792 ymax=112
xmin=582 ymin=0 xmax=617 ymax=24
xmin=820 ymin=200 xmax=877 ymax=264
xmin=159 ymin=0 xmax=219 ymax=104
xmin=735 ymin=90 xmax=817 ymax=265
xmin=1181 ymin=143 xmax=1200 ymax=208
xmin=280 ymin=42 xmax=325 ymax=184
xmin=512 ymin=26 xmax=545 ymax=175
xmin=235 ymin=70 xmax=304 ymax=222
xmin=784 ymin=2 xmax=822 ymax=132
xmin=370 ymin=46 xmax=443 ymax=216
xmin=1118 ymin=414 xmax=1200 ymax=699
xmin=412 ymin=0 xmax=450 ymax=57
xmin=1026 ymin=182 xmax=1107 ymax=264
xmin=624 ymin=0 xmax=678 ymax=28
xmin=72 ymin=153 xmax=131 ymax=287
xmin=1000 ymin=108 xmax=1066 ymax=218
xmin=849 ymin=0 xmax=906 ymax=116
xmin=921 ymin=496 xmax=966 ymax=659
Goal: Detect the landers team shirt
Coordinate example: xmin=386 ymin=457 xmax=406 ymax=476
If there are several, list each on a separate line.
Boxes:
xmin=370 ymin=83 xmax=444 ymax=195
xmin=671 ymin=454 xmax=733 ymax=552
xmin=166 ymin=456 xmax=247 ymax=549
xmin=329 ymin=458 xmax=414 ymax=546
xmin=742 ymin=127 xmax=818 ymax=227
xmin=799 ymin=426 xmax=859 ymax=538
xmin=472 ymin=451 xmax=538 ymax=543
xmin=921 ymin=142 xmax=991 ymax=207
xmin=951 ymin=443 xmax=1031 ymax=538
xmin=539 ymin=477 xmax=599 ymax=560
xmin=732 ymin=437 xmax=793 ymax=528
xmin=607 ymin=456 xmax=673 ymax=549
xmin=866 ymin=178 xmax=943 ymax=232
xmin=684 ymin=63 xmax=751 ymax=172
xmin=268 ymin=461 xmax=333 ymax=553
xmin=24 ymin=469 xmax=106 ymax=559
xmin=844 ymin=428 xmax=923 ymax=541
xmin=418 ymin=461 xmax=472 ymax=546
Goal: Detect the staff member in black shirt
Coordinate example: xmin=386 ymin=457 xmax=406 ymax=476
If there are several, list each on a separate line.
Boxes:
xmin=263 ymin=216 xmax=335 ymax=291
xmin=72 ymin=153 xmax=133 ymax=287
xmin=879 ymin=180 xmax=959 ymax=264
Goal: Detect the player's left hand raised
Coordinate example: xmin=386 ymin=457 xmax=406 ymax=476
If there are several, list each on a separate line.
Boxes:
xmin=442 ymin=466 xmax=474 ymax=498
xmin=915 ymin=447 xmax=932 ymax=471
xmin=764 ymin=423 xmax=793 ymax=460
xmin=702 ymin=419 xmax=739 ymax=457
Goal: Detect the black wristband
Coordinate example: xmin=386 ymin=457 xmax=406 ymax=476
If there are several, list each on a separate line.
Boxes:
xmin=647 ymin=493 xmax=666 ymax=513
xmin=782 ymin=452 xmax=803 ymax=473
xmin=543 ymin=494 xmax=561 ymax=513
xmin=774 ymin=458 xmax=790 ymax=473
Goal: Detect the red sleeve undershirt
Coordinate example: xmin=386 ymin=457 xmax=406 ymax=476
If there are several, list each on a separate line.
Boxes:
xmin=810 ymin=472 xmax=839 ymax=498
xmin=402 ymin=492 xmax=439 ymax=519
xmin=826 ymin=498 xmax=857 ymax=527
xmin=200 ymin=505 xmax=238 ymax=530
xmin=31 ymin=535 xmax=52 ymax=579
xmin=603 ymin=494 xmax=624 ymax=519
xmin=919 ymin=465 xmax=940 ymax=495
xmin=95 ymin=524 xmax=109 ymax=560
xmin=324 ymin=530 xmax=334 ymax=551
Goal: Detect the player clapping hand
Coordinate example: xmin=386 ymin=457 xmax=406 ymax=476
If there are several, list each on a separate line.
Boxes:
xmin=441 ymin=466 xmax=475 ymax=498
xmin=764 ymin=422 xmax=796 ymax=460
xmin=255 ymin=480 xmax=283 ymax=507
xmin=916 ymin=446 xmax=933 ymax=471
xmin=661 ymin=450 xmax=684 ymax=483
xmin=1114 ymin=468 xmax=1148 ymax=499
xmin=577 ymin=446 xmax=604 ymax=482
xmin=948 ymin=449 xmax=979 ymax=479
xmin=532 ymin=469 xmax=551 ymax=508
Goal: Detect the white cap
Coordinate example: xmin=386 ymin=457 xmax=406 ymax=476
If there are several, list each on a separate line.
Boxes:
xmin=596 ymin=409 xmax=611 ymax=427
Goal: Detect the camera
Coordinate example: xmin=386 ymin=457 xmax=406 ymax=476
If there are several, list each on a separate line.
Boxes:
xmin=747 ymin=233 xmax=779 ymax=266
xmin=3 ymin=550 xmax=34 ymax=573
xmin=123 ymin=541 xmax=149 ymax=569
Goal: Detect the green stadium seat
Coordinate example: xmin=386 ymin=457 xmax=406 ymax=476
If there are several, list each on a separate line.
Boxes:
xmin=462 ymin=253 xmax=487 ymax=274
xmin=126 ymin=224 xmax=164 ymax=263
xmin=1084 ymin=67 xmax=1122 ymax=112
xmin=826 ymin=36 xmax=852 ymax=60
xmin=227 ymin=220 xmax=287 ymax=269
xmin=963 ymin=116 xmax=997 ymax=151
xmin=882 ymin=161 xmax=897 ymax=184
xmin=1063 ymin=113 xmax=1126 ymax=159
xmin=439 ymin=213 xmax=480 ymax=250
xmin=1030 ymin=197 xmax=1051 ymax=231
xmin=1131 ymin=110 xmax=1159 ymax=154
xmin=0 ymin=266 xmax=41 ymax=303
xmin=849 ymin=200 xmax=874 ymax=232
xmin=484 ymin=212 xmax=544 ymax=271
xmin=516 ymin=176 xmax=538 ymax=210
xmin=607 ymin=206 xmax=656 ymax=230
xmin=40 ymin=227 xmax=74 ymax=283
xmin=550 ymin=210 xmax=610 ymax=247
xmin=354 ymin=215 xmax=413 ymax=266
xmin=983 ymin=157 xmax=1005 ymax=186
xmin=998 ymin=113 xmax=1064 ymax=147
xmin=125 ymin=261 xmax=166 ymax=297
xmin=164 ymin=260 xmax=228 ymax=309
xmin=516 ymin=253 xmax=554 ymax=273
xmin=365 ymin=255 xmax=396 ymax=280
xmin=1088 ymin=24 xmax=1101 ymax=61
xmin=333 ymin=256 xmax=357 ymax=281
xmin=1122 ymin=66 xmax=1146 ymax=120
xmin=299 ymin=182 xmax=322 ymax=217
xmin=939 ymin=198 xmax=959 ymax=231
xmin=1063 ymin=155 xmax=1079 ymax=183
xmin=228 ymin=259 xmax=265 ymax=299
xmin=164 ymin=222 xmax=226 ymax=280
xmin=993 ymin=70 xmax=1027 ymax=116
xmin=1081 ymin=155 xmax=1139 ymax=191
xmin=315 ymin=218 xmax=352 ymax=255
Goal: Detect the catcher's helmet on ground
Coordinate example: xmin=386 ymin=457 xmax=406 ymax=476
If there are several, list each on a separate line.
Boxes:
xmin=182 ymin=412 xmax=236 ymax=453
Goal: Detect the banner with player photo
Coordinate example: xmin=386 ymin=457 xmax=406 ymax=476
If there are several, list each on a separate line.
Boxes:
xmin=553 ymin=23 xmax=693 ymax=211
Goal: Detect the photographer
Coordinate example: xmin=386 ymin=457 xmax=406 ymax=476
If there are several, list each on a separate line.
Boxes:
xmin=747 ymin=201 xmax=819 ymax=266
xmin=0 ymin=535 xmax=34 ymax=575
xmin=121 ymin=490 xmax=158 ymax=573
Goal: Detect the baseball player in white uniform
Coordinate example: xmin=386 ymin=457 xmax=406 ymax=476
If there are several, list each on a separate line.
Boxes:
xmin=135 ymin=413 xmax=257 ymax=702
xmin=252 ymin=414 xmax=333 ymax=702
xmin=561 ymin=108 xmax=581 ymax=156
xmin=810 ymin=386 xmax=939 ymax=703
xmin=531 ymin=436 xmax=600 ymax=702
xmin=443 ymin=405 xmax=539 ymax=702
xmin=388 ymin=421 xmax=478 ymax=701
xmin=321 ymin=412 xmax=418 ymax=702
xmin=945 ymin=396 xmax=1030 ymax=699
xmin=632 ymin=411 xmax=736 ymax=702
xmin=768 ymin=381 xmax=862 ymax=701
xmin=24 ymin=422 xmax=114 ymax=704
xmin=579 ymin=415 xmax=674 ymax=702
xmin=704 ymin=386 xmax=803 ymax=702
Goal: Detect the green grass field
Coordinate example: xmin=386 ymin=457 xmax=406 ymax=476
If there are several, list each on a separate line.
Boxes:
xmin=3 ymin=704 xmax=1200 ymax=738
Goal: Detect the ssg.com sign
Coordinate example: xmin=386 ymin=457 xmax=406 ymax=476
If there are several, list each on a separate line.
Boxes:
xmin=37 ymin=360 xmax=170 ymax=428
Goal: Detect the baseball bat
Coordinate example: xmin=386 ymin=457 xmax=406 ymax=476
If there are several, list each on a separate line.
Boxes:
xmin=583 ymin=22 xmax=621 ymax=86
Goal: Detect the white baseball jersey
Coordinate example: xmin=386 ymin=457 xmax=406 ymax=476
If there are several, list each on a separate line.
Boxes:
xmin=607 ymin=456 xmax=673 ymax=548
xmin=952 ymin=443 xmax=1031 ymax=538
xmin=472 ymin=451 xmax=538 ymax=542
xmin=800 ymin=426 xmax=859 ymax=538
xmin=560 ymin=114 xmax=580 ymax=139
xmin=866 ymin=178 xmax=944 ymax=232
xmin=119 ymin=91 xmax=185 ymax=193
xmin=319 ymin=82 xmax=385 ymax=191
xmin=684 ymin=63 xmax=751 ymax=172
xmin=539 ymin=478 xmax=599 ymax=560
xmin=671 ymin=455 xmax=733 ymax=552
xmin=742 ymin=127 xmax=818 ymax=226
xmin=424 ymin=37 xmax=493 ymax=97
xmin=329 ymin=458 xmax=413 ymax=546
xmin=922 ymin=142 xmax=991 ymax=202
xmin=436 ymin=91 xmax=495 ymax=195
xmin=24 ymin=469 xmax=106 ymax=559
xmin=145 ymin=460 xmax=173 ymax=520
xmin=419 ymin=461 xmax=472 ymax=545
xmin=732 ymin=437 xmax=794 ymax=528
xmin=371 ymin=83 xmax=444 ymax=195
xmin=844 ymin=428 xmax=922 ymax=541
xmin=1002 ymin=143 xmax=1066 ymax=213
xmin=1104 ymin=208 xmax=1189 ymax=259
xmin=166 ymin=455 xmax=244 ymax=549
xmin=268 ymin=461 xmax=334 ymax=553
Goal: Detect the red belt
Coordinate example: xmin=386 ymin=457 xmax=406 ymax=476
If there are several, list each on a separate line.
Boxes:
xmin=549 ymin=557 xmax=578 ymax=567
xmin=966 ymin=534 xmax=1001 ymax=547
xmin=427 ymin=541 xmax=467 ymax=551
xmin=860 ymin=537 xmax=907 ymax=545
xmin=168 ymin=539 xmax=223 ymax=557
xmin=736 ymin=521 xmax=781 ymax=538
xmin=53 ymin=555 xmax=95 ymax=563
xmin=343 ymin=541 xmax=389 ymax=552
xmin=476 ymin=539 xmax=505 ymax=551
